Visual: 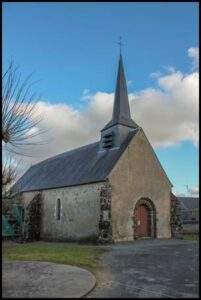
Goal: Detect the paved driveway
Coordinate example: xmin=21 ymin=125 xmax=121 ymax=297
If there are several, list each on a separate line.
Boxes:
xmin=3 ymin=261 xmax=96 ymax=298
xmin=87 ymin=239 xmax=199 ymax=298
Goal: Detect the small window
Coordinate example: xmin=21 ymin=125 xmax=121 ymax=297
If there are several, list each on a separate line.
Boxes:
xmin=56 ymin=198 xmax=61 ymax=220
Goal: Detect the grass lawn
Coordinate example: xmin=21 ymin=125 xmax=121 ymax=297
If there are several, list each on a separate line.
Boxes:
xmin=182 ymin=233 xmax=199 ymax=240
xmin=2 ymin=241 xmax=106 ymax=273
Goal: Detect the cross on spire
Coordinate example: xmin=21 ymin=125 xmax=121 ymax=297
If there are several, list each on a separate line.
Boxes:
xmin=117 ymin=36 xmax=124 ymax=54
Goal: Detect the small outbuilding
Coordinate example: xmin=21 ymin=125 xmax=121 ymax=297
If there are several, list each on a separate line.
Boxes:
xmin=178 ymin=197 xmax=199 ymax=234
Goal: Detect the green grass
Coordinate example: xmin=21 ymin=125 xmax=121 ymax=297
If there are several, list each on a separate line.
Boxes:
xmin=2 ymin=241 xmax=106 ymax=272
xmin=182 ymin=233 xmax=199 ymax=240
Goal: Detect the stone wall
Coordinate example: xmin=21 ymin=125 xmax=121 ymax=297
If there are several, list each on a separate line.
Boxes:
xmin=21 ymin=182 xmax=104 ymax=242
xmin=98 ymin=180 xmax=113 ymax=243
xmin=108 ymin=128 xmax=172 ymax=242
xmin=23 ymin=193 xmax=42 ymax=241
xmin=170 ymin=193 xmax=183 ymax=238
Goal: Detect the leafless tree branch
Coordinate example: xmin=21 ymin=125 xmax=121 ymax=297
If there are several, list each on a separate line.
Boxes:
xmin=2 ymin=60 xmax=47 ymax=155
xmin=2 ymin=155 xmax=18 ymax=187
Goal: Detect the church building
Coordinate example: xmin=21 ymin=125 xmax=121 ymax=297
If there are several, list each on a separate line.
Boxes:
xmin=14 ymin=53 xmax=173 ymax=243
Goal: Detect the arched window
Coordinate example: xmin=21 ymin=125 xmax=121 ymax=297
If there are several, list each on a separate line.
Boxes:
xmin=56 ymin=198 xmax=61 ymax=220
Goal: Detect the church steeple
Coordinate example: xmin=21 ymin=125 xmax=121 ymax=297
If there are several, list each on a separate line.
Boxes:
xmin=99 ymin=52 xmax=138 ymax=151
xmin=113 ymin=54 xmax=132 ymax=124
xmin=102 ymin=54 xmax=138 ymax=131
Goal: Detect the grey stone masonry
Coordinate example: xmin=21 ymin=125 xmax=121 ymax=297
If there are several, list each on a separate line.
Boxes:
xmin=98 ymin=180 xmax=113 ymax=243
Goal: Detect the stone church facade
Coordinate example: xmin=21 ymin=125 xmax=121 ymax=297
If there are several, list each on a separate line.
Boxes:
xmin=15 ymin=53 xmax=172 ymax=243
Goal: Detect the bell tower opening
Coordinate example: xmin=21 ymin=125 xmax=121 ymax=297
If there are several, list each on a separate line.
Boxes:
xmin=99 ymin=53 xmax=138 ymax=153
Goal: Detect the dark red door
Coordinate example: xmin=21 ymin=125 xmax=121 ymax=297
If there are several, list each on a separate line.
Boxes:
xmin=135 ymin=204 xmax=150 ymax=237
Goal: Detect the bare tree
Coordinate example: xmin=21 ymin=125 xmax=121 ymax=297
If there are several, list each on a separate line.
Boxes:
xmin=2 ymin=60 xmax=44 ymax=155
xmin=2 ymin=60 xmax=48 ymax=198
xmin=2 ymin=61 xmax=47 ymax=239
xmin=2 ymin=152 xmax=22 ymax=196
xmin=2 ymin=155 xmax=17 ymax=187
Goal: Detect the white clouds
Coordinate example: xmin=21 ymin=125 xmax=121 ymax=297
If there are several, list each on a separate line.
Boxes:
xmin=163 ymin=66 xmax=176 ymax=74
xmin=129 ymin=68 xmax=199 ymax=147
xmin=186 ymin=186 xmax=199 ymax=197
xmin=174 ymin=191 xmax=186 ymax=197
xmin=158 ymin=71 xmax=183 ymax=90
xmin=150 ymin=67 xmax=175 ymax=79
xmin=188 ymin=47 xmax=199 ymax=70
xmin=7 ymin=47 xmax=199 ymax=172
xmin=150 ymin=71 xmax=162 ymax=79
xmin=174 ymin=186 xmax=199 ymax=197
xmin=25 ymin=126 xmax=39 ymax=137
xmin=81 ymin=89 xmax=91 ymax=101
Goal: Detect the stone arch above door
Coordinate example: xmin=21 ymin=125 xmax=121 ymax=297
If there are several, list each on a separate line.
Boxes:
xmin=133 ymin=198 xmax=156 ymax=239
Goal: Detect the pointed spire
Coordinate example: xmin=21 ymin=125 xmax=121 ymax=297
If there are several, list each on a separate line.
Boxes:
xmin=102 ymin=54 xmax=138 ymax=131
xmin=113 ymin=54 xmax=131 ymax=123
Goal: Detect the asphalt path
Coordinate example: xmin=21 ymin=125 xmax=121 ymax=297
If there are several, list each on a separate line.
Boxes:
xmin=87 ymin=239 xmax=199 ymax=298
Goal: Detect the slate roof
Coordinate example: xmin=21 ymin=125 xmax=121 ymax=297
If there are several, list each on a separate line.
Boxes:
xmin=13 ymin=128 xmax=139 ymax=193
xmin=178 ymin=197 xmax=199 ymax=211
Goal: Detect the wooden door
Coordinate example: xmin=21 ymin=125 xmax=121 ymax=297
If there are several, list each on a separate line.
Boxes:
xmin=135 ymin=204 xmax=150 ymax=237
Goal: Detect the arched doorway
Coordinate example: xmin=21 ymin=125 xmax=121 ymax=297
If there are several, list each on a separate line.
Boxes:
xmin=133 ymin=198 xmax=156 ymax=239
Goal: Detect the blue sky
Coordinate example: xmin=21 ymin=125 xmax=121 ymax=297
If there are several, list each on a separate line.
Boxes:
xmin=3 ymin=2 xmax=199 ymax=195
